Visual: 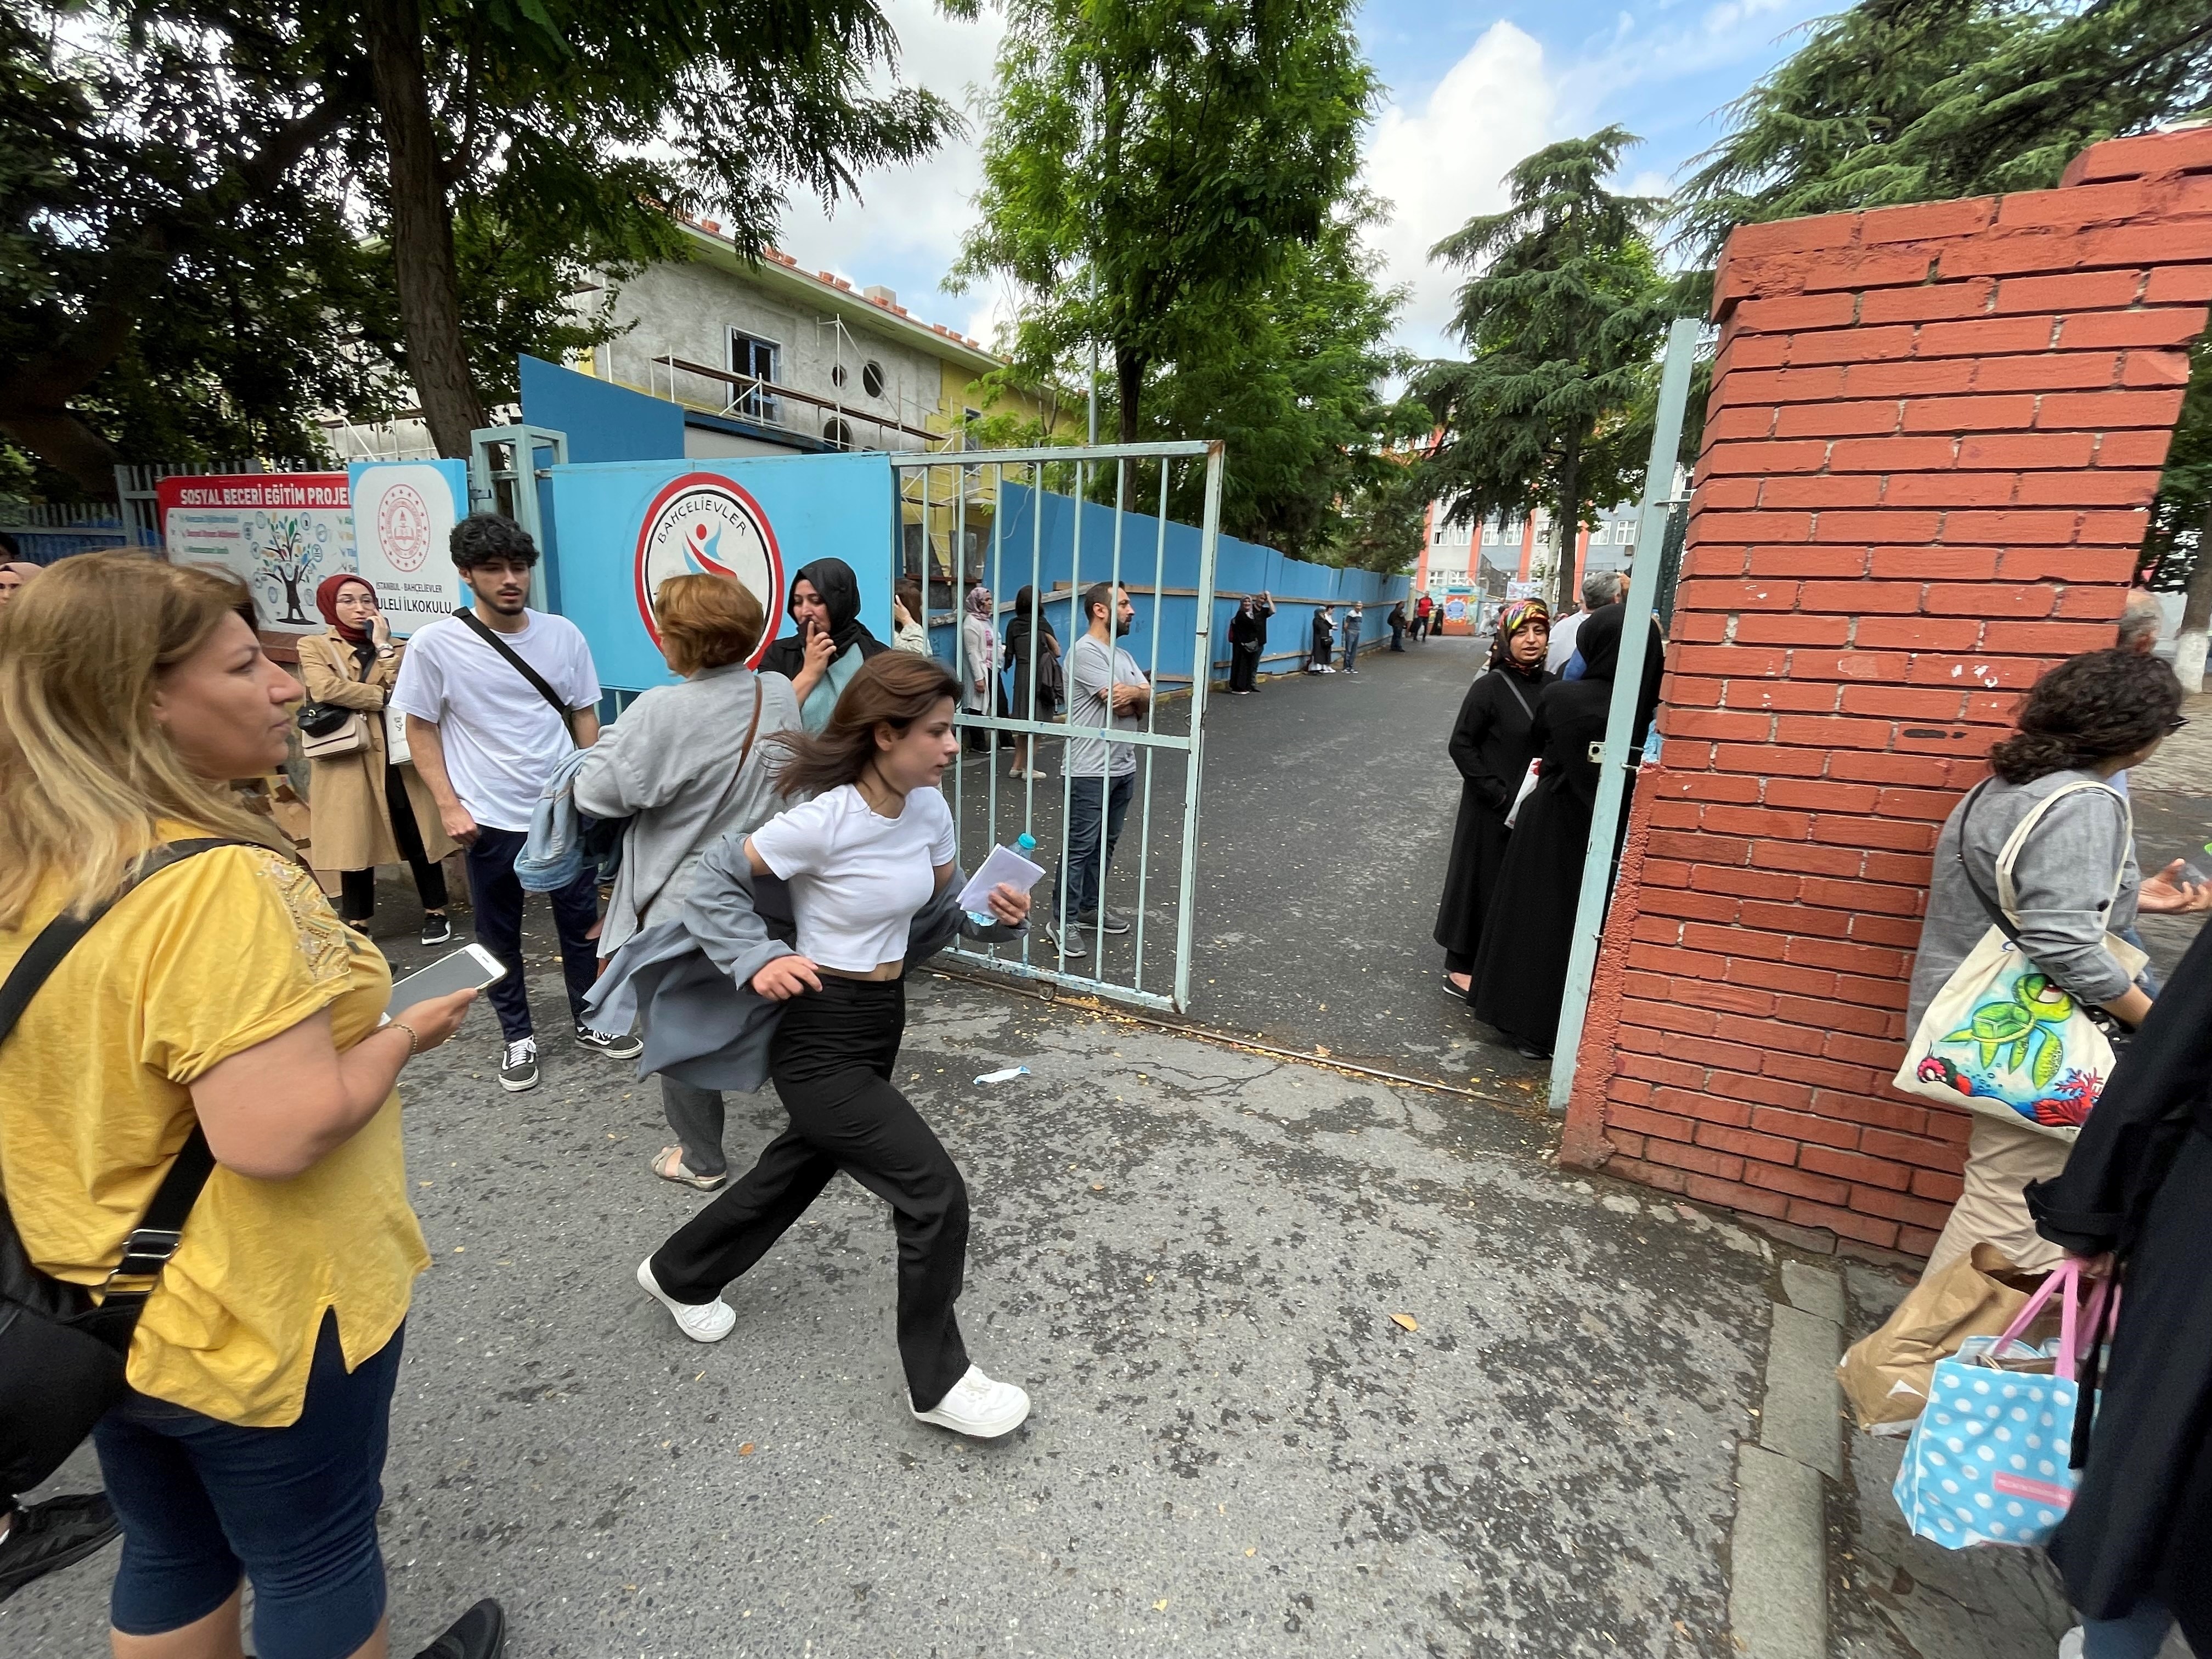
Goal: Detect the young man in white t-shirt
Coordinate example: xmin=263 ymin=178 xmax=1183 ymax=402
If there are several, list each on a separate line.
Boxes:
xmin=390 ymin=513 xmax=640 ymax=1092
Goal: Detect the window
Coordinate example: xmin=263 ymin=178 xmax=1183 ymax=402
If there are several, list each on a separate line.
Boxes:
xmin=822 ymin=417 xmax=855 ymax=450
xmin=1617 ymin=518 xmax=1639 ymax=546
xmin=1588 ymin=522 xmax=1611 ymax=546
xmin=861 ymin=360 xmax=886 ymax=399
xmin=727 ymin=329 xmax=779 ymax=420
xmin=831 ymin=363 xmax=848 ymax=389
xmin=962 ymin=407 xmax=983 ymax=453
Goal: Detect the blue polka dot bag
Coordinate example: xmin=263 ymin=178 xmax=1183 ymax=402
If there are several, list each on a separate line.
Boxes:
xmin=1893 ymin=1262 xmax=2113 ymax=1550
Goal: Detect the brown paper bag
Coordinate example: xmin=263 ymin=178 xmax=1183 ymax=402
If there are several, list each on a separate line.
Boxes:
xmin=1838 ymin=1244 xmax=2053 ymax=1433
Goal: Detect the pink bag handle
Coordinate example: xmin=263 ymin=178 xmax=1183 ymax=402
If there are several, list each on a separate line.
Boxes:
xmin=1989 ymin=1262 xmax=2113 ymax=1377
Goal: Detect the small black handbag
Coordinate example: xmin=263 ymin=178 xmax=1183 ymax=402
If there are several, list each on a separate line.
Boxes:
xmin=0 ymin=840 xmax=245 ymax=1493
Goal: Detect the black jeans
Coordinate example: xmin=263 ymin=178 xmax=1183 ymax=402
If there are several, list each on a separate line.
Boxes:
xmin=1052 ymin=772 xmax=1135 ymax=925
xmin=465 ymin=825 xmax=599 ymax=1042
xmin=337 ymin=765 xmax=448 ymax=924
xmin=650 ymin=977 xmax=972 ymax=1410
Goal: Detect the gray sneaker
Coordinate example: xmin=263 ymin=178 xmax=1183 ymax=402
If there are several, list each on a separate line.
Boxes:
xmin=1043 ymin=921 xmax=1089 ymax=960
xmin=498 ymin=1036 xmax=539 ymax=1093
xmin=1080 ymin=907 xmax=1131 ymax=935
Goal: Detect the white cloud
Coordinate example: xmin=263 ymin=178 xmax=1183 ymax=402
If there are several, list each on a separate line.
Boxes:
xmin=761 ymin=0 xmax=1004 ymax=329
xmin=1361 ymin=22 xmax=1562 ymax=360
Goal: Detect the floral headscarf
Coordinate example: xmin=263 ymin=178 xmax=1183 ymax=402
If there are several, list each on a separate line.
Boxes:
xmin=1488 ymin=597 xmax=1550 ymax=668
xmin=965 ymin=582 xmax=992 ymax=619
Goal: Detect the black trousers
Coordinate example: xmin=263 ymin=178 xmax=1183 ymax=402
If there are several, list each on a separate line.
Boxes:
xmin=650 ymin=977 xmax=972 ymax=1411
xmin=337 ymin=764 xmax=449 ymax=923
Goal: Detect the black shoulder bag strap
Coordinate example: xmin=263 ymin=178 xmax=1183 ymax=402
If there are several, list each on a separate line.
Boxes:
xmin=455 ymin=606 xmax=577 ymax=743
xmin=1 ymin=840 xmax=254 ymax=1309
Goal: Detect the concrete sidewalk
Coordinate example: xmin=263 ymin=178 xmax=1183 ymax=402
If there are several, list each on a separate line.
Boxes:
xmin=13 ymin=969 xmax=1784 ymax=1658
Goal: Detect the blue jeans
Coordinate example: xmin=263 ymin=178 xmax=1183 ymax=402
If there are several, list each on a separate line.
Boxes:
xmin=2083 ymin=1598 xmax=2173 ymax=1658
xmin=466 ymin=823 xmax=600 ymax=1041
xmin=1053 ymin=774 xmax=1135 ymax=924
xmin=92 ymin=1312 xmax=403 ymax=1658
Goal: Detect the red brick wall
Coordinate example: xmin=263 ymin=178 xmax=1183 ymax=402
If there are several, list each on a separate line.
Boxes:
xmin=1559 ymin=130 xmax=2212 ymax=1255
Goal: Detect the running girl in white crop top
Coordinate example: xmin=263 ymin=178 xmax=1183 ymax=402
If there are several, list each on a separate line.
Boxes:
xmin=635 ymin=650 xmax=1036 ymax=1442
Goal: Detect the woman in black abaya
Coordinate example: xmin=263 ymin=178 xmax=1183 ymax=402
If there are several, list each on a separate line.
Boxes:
xmin=1468 ymin=602 xmax=1664 ymax=1058
xmin=2027 ymin=917 xmax=2212 ymax=1659
xmin=1434 ymin=599 xmax=1551 ymax=997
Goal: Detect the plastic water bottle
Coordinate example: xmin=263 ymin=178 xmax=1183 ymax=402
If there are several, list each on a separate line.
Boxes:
xmin=967 ymin=834 xmax=1037 ymax=928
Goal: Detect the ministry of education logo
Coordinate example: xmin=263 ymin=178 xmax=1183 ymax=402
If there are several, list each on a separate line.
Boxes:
xmin=376 ymin=483 xmax=432 ymax=573
xmin=633 ymin=473 xmax=784 ymax=665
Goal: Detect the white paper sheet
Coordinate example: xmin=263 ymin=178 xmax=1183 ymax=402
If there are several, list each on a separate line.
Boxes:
xmin=956 ymin=843 xmax=1047 ymax=917
xmin=1504 ymin=760 xmax=1541 ymax=829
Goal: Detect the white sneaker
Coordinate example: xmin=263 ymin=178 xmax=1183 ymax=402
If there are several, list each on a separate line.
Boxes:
xmin=2057 ymin=1628 xmax=2084 ymax=1659
xmin=635 ymin=1256 xmax=734 ymax=1343
xmin=910 ymin=1364 xmax=1030 ymax=1437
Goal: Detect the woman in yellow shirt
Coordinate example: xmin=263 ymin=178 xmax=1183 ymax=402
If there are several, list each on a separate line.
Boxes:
xmin=0 ymin=556 xmax=496 ymax=1659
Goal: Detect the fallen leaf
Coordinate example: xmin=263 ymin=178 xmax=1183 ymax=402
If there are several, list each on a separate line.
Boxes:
xmin=1245 ymin=1547 xmax=1257 ymax=1558
xmin=1389 ymin=1313 xmax=1419 ymax=1333
xmin=739 ymin=1443 xmax=755 ymax=1455
xmin=1152 ymin=1599 xmax=1169 ymax=1612
xmin=1091 ymin=1183 xmax=1105 ymax=1192
xmin=1314 ymin=1045 xmax=1330 ymax=1058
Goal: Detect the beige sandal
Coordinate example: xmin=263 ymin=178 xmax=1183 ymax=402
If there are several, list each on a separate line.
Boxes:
xmin=651 ymin=1146 xmax=726 ymax=1191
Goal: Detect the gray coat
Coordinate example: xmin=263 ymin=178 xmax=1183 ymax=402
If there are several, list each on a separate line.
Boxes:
xmin=572 ymin=665 xmax=802 ymax=956
xmin=580 ymin=830 xmax=1025 ymax=1094
xmin=1905 ymin=769 xmax=2141 ymax=1032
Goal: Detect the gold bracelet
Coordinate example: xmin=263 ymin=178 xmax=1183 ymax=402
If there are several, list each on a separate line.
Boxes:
xmin=388 ymin=1020 xmax=420 ymax=1060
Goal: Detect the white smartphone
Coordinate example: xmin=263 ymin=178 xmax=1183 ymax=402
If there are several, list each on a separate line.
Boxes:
xmin=386 ymin=943 xmax=507 ymax=1015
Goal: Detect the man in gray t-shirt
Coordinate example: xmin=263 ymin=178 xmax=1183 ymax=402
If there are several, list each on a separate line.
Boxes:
xmin=1049 ymin=583 xmax=1149 ymax=957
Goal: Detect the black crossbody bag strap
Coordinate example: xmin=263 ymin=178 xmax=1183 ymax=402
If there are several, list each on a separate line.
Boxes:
xmin=454 ymin=607 xmax=577 ymax=743
xmin=1 ymin=840 xmax=252 ymax=1307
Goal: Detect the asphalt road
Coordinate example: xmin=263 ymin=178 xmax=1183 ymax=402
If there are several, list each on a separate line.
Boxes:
xmin=10 ymin=969 xmax=1776 ymax=1659
xmin=936 ymin=635 xmax=1543 ymax=1096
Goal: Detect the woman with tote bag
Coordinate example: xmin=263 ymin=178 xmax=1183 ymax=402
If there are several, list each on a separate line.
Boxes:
xmin=1893 ymin=650 xmax=2205 ymax=1282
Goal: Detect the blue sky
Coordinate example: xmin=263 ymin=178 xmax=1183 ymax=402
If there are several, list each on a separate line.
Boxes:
xmin=759 ymin=0 xmax=1842 ymax=362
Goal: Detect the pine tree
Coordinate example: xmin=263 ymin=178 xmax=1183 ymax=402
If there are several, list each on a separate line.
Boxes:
xmin=1416 ymin=127 xmax=1678 ymax=615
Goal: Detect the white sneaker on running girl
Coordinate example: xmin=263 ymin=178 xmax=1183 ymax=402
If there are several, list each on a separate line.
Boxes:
xmin=635 ymin=1257 xmax=735 ymax=1342
xmin=910 ymin=1365 xmax=1030 ymax=1437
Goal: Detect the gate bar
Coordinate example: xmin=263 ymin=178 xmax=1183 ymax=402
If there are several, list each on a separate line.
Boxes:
xmin=1547 ymin=317 xmax=1701 ymax=1115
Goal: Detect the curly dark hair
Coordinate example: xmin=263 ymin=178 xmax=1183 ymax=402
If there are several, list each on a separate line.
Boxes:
xmin=1988 ymin=648 xmax=2182 ymax=783
xmin=449 ymin=511 xmax=539 ymax=570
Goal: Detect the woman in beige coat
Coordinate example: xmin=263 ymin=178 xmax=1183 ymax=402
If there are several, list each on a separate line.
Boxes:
xmin=300 ymin=574 xmax=457 ymax=944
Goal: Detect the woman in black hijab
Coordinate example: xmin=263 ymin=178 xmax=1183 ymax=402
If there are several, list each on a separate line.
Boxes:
xmin=1434 ymin=599 xmax=1551 ymax=997
xmin=2025 ymin=917 xmax=2212 ymax=1659
xmin=757 ymin=557 xmax=887 ymax=732
xmin=1466 ymin=602 xmax=1664 ymax=1057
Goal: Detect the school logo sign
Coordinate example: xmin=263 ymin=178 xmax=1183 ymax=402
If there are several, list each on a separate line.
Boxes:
xmin=633 ymin=473 xmax=784 ymax=666
xmin=376 ymin=483 xmax=432 ymax=573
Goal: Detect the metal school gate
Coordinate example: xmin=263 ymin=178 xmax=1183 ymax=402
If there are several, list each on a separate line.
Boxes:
xmin=891 ymin=441 xmax=1223 ymax=1014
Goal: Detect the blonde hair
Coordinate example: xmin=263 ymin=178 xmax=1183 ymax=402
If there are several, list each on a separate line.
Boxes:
xmin=0 ymin=554 xmax=293 ymax=925
xmin=654 ymin=572 xmax=764 ymax=676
